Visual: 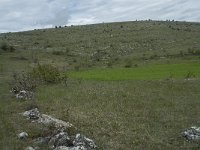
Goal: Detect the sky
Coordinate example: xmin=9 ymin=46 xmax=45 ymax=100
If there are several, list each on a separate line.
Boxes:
xmin=0 ymin=0 xmax=200 ymax=33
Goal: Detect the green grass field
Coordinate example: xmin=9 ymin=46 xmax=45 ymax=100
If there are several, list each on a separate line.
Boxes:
xmin=69 ymin=62 xmax=200 ymax=80
xmin=0 ymin=21 xmax=200 ymax=149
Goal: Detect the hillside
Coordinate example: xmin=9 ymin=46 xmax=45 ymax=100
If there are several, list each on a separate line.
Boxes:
xmin=1 ymin=21 xmax=200 ymax=70
xmin=0 ymin=21 xmax=200 ymax=150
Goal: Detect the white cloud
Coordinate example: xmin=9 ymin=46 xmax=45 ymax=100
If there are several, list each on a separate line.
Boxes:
xmin=67 ymin=0 xmax=200 ymax=25
xmin=0 ymin=0 xmax=200 ymax=33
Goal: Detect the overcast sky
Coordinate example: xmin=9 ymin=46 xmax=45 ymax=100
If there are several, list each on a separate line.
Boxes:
xmin=0 ymin=0 xmax=200 ymax=33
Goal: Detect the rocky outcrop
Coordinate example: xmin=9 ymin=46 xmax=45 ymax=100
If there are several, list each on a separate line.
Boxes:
xmin=21 ymin=108 xmax=97 ymax=150
xmin=49 ymin=131 xmax=97 ymax=150
xmin=22 ymin=108 xmax=73 ymax=129
xmin=183 ymin=126 xmax=200 ymax=141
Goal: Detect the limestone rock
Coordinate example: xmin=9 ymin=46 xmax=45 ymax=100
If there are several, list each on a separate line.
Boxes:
xmin=15 ymin=90 xmax=34 ymax=100
xmin=183 ymin=126 xmax=200 ymax=141
xmin=33 ymin=137 xmax=50 ymax=145
xmin=23 ymin=108 xmax=40 ymax=120
xmin=25 ymin=147 xmax=35 ymax=150
xmin=18 ymin=132 xmax=28 ymax=140
xmin=73 ymin=134 xmax=97 ymax=149
xmin=22 ymin=108 xmax=73 ymax=128
xmin=54 ymin=146 xmax=70 ymax=150
xmin=38 ymin=114 xmax=73 ymax=128
xmin=21 ymin=109 xmax=97 ymax=150
xmin=49 ymin=131 xmax=73 ymax=148
xmin=54 ymin=146 xmax=85 ymax=150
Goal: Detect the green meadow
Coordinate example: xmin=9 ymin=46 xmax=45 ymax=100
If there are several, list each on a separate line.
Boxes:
xmin=69 ymin=62 xmax=200 ymax=80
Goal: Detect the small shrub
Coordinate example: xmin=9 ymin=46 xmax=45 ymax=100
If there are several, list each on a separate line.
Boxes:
xmin=107 ymin=61 xmax=113 ymax=68
xmin=9 ymin=46 xmax=15 ymax=52
xmin=31 ymin=64 xmax=60 ymax=83
xmin=0 ymin=42 xmax=9 ymax=51
xmin=188 ymin=48 xmax=200 ymax=56
xmin=0 ymin=42 xmax=15 ymax=52
xmin=124 ymin=60 xmax=132 ymax=68
xmin=179 ymin=50 xmax=184 ymax=56
xmin=0 ymin=64 xmax=3 ymax=72
xmin=185 ymin=71 xmax=195 ymax=79
xmin=52 ymin=51 xmax=65 ymax=55
xmin=11 ymin=72 xmax=38 ymax=94
xmin=74 ymin=65 xmax=80 ymax=71
xmin=73 ymin=59 xmax=77 ymax=63
xmin=149 ymin=54 xmax=158 ymax=59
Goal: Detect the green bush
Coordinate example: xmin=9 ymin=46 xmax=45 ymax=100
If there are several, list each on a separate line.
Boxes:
xmin=0 ymin=42 xmax=15 ymax=52
xmin=31 ymin=64 xmax=60 ymax=83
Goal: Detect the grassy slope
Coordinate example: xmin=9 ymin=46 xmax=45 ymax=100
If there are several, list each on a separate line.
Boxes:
xmin=0 ymin=21 xmax=200 ymax=149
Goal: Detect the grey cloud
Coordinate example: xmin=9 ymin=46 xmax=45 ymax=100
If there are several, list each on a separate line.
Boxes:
xmin=0 ymin=0 xmax=69 ymax=33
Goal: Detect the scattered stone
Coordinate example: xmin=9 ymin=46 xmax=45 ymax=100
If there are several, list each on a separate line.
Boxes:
xmin=25 ymin=146 xmax=35 ymax=150
xmin=73 ymin=134 xmax=97 ymax=149
xmin=14 ymin=90 xmax=34 ymax=100
xmin=33 ymin=137 xmax=50 ymax=145
xmin=183 ymin=126 xmax=200 ymax=141
xmin=18 ymin=132 xmax=28 ymax=140
xmin=49 ymin=131 xmax=73 ymax=149
xmin=23 ymin=108 xmax=40 ymax=120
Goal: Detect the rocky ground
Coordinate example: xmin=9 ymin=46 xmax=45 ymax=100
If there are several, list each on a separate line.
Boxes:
xmin=18 ymin=108 xmax=98 ymax=150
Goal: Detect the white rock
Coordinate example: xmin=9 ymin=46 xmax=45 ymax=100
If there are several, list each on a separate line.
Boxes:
xmin=22 ymin=108 xmax=73 ymax=129
xmin=25 ymin=146 xmax=35 ymax=150
xmin=18 ymin=132 xmax=28 ymax=139
xmin=73 ymin=133 xmax=97 ymax=149
xmin=54 ymin=146 xmax=70 ymax=150
xmin=15 ymin=90 xmax=34 ymax=100
xmin=183 ymin=126 xmax=200 ymax=141
xmin=54 ymin=146 xmax=85 ymax=150
xmin=39 ymin=114 xmax=73 ymax=128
